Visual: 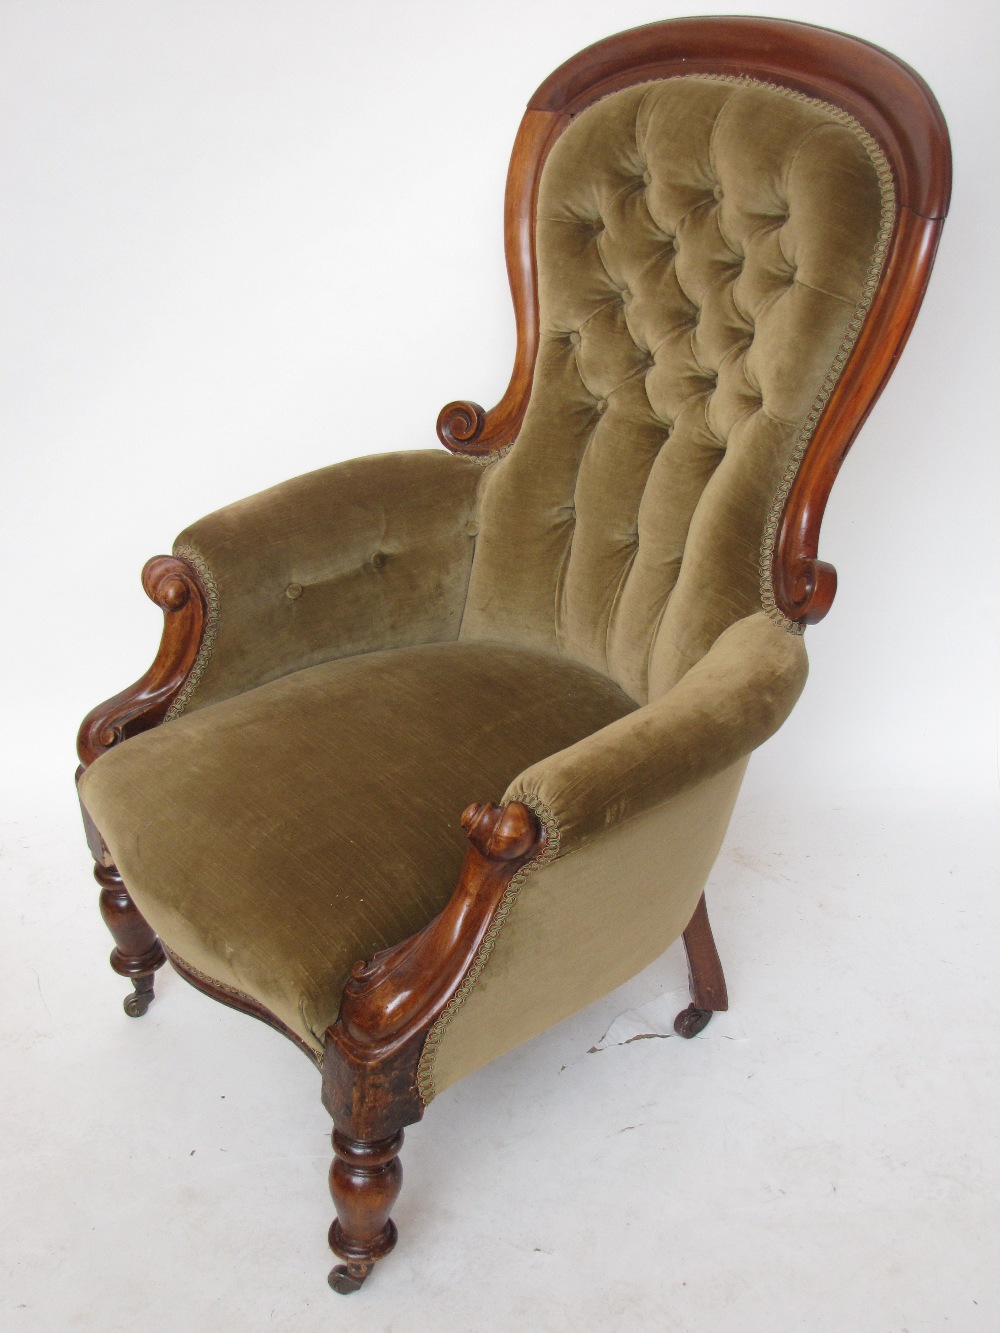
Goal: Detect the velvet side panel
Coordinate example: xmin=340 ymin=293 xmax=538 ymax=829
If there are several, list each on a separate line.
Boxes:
xmin=427 ymin=758 xmax=747 ymax=1097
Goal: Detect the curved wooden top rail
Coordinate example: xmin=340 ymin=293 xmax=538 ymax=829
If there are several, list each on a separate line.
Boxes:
xmin=530 ymin=17 xmax=951 ymax=218
xmin=437 ymin=16 xmax=952 ymax=626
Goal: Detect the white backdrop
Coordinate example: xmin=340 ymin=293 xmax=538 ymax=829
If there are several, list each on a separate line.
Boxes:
xmin=2 ymin=0 xmax=997 ymax=812
xmin=3 ymin=4 xmax=999 ymax=1328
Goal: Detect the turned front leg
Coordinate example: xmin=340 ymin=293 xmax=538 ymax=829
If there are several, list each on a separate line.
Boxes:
xmin=75 ymin=554 xmax=210 ymax=1019
xmin=320 ymin=800 xmax=545 ymax=1294
xmin=95 ymin=861 xmax=166 ymax=1016
xmin=79 ymin=777 xmax=166 ymax=1016
xmin=327 ymin=1128 xmax=403 ymax=1294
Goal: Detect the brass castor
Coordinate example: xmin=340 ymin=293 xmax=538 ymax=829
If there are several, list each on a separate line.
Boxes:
xmin=674 ymin=1002 xmax=712 ymax=1038
xmin=328 ymin=1262 xmax=372 ymax=1295
xmin=123 ymin=979 xmax=154 ymax=1017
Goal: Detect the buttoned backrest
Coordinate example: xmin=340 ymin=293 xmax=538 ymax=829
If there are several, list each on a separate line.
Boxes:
xmin=460 ymin=76 xmax=893 ymax=701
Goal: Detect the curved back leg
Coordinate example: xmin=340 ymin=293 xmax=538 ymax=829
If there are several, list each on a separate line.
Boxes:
xmin=674 ymin=893 xmax=728 ymax=1038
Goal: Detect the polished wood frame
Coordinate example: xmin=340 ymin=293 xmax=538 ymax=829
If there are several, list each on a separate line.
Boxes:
xmin=77 ymin=17 xmax=951 ymax=1294
xmin=437 ymin=16 xmax=950 ymax=624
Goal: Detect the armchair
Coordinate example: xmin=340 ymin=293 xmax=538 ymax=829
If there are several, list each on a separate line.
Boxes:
xmin=76 ymin=17 xmax=951 ymax=1294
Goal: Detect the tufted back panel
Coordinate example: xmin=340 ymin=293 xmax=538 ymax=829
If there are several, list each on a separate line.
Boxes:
xmin=460 ymin=76 xmax=892 ymax=702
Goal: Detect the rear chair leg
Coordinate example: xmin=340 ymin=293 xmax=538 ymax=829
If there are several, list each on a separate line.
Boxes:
xmin=674 ymin=892 xmax=728 ymax=1038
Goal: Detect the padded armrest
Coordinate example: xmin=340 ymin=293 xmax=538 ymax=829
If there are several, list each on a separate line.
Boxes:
xmin=174 ymin=449 xmax=485 ymax=713
xmin=506 ymin=612 xmax=809 ymax=853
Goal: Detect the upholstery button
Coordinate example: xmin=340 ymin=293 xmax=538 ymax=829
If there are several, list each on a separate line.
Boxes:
xmin=569 ymin=331 xmax=581 ymax=345
xmin=713 ymin=184 xmax=724 ymax=201
xmin=621 ymin=289 xmax=632 ymax=305
xmin=642 ymin=170 xmax=651 ymax=186
xmin=285 ymin=582 xmax=303 ymax=600
xmin=595 ymin=398 xmax=608 ymax=414
xmin=370 ymin=552 xmax=387 ymax=571
xmin=465 ymin=520 xmax=479 ymax=537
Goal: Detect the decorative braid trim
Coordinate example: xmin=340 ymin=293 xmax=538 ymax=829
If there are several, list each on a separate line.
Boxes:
xmin=164 ymin=544 xmax=220 ymax=721
xmin=164 ymin=945 xmax=257 ymax=1005
xmin=415 ymin=794 xmax=561 ymax=1104
xmin=164 ymin=945 xmax=324 ymax=1066
xmin=467 ymin=442 xmax=514 ymax=466
xmin=678 ymin=76 xmax=897 ymax=635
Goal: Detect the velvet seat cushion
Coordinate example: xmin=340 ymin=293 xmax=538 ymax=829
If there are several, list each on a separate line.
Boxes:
xmin=79 ymin=641 xmax=637 ymax=1053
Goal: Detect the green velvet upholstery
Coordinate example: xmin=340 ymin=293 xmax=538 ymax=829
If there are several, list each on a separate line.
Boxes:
xmin=463 ymin=77 xmax=887 ymax=694
xmin=81 ymin=642 xmax=637 ymax=1052
xmin=506 ymin=611 xmax=807 ymax=854
xmin=81 ymin=74 xmax=889 ymax=1086
xmin=172 ymin=449 xmax=484 ymax=715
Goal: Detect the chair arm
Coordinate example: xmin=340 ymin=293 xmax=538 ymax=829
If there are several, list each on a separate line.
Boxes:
xmin=172 ymin=449 xmax=485 ymax=713
xmin=505 ymin=612 xmax=809 ymax=854
xmin=421 ymin=613 xmax=807 ymax=1096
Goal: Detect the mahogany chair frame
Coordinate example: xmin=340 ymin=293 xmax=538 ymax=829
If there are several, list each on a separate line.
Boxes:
xmin=77 ymin=17 xmax=950 ymax=1294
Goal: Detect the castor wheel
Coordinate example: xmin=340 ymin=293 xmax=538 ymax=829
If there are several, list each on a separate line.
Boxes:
xmin=328 ymin=1263 xmax=370 ymax=1295
xmin=123 ymin=983 xmax=154 ymax=1017
xmin=674 ymin=1002 xmax=712 ymax=1038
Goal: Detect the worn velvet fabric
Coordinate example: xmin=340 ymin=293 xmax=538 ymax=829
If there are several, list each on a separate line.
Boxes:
xmin=463 ymin=77 xmax=884 ymax=697
xmin=176 ymin=450 xmax=483 ymax=712
xmin=82 ymin=75 xmax=886 ymax=1088
xmin=507 ymin=611 xmax=806 ymax=853
xmin=80 ymin=642 xmax=636 ymax=1052
xmin=430 ymin=759 xmax=748 ymax=1096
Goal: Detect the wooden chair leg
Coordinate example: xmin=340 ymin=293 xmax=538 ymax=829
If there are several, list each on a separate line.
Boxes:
xmin=674 ymin=892 xmax=728 ymax=1038
xmin=95 ymin=861 xmax=166 ymax=1017
xmin=79 ymin=774 xmax=166 ymax=1016
xmin=327 ymin=1128 xmax=404 ymax=1294
xmin=320 ymin=800 xmax=547 ymax=1294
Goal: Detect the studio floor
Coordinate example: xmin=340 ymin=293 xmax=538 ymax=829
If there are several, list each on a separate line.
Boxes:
xmin=2 ymin=775 xmax=997 ymax=1333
